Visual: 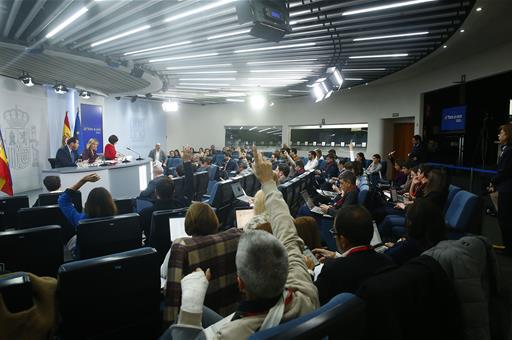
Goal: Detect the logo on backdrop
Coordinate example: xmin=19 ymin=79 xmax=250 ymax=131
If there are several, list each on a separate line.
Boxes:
xmin=3 ymin=106 xmax=39 ymax=169
xmin=130 ymin=117 xmax=145 ymax=142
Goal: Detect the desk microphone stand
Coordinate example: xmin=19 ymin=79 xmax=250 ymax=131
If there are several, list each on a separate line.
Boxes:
xmin=126 ymin=147 xmax=143 ymax=161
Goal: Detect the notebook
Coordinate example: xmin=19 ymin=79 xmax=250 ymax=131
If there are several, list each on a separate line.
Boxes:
xmin=235 ymin=208 xmax=255 ymax=230
xmin=168 ymin=217 xmax=189 ymax=242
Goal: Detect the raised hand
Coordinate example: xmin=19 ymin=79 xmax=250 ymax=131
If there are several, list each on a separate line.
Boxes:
xmin=252 ymin=145 xmax=274 ymax=184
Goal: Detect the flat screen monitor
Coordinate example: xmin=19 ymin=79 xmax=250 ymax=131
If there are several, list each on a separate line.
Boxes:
xmin=441 ymin=105 xmax=466 ymax=132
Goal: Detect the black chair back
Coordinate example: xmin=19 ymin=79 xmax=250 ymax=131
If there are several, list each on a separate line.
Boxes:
xmin=244 ymin=173 xmax=256 ymax=196
xmin=193 ymin=171 xmax=209 ymax=200
xmin=38 ymin=191 xmax=83 ymax=212
xmin=0 ymin=225 xmax=63 ymax=277
xmin=0 ymin=195 xmax=29 ymax=230
xmin=114 ymin=198 xmax=134 ymax=214
xmin=16 ymin=205 xmax=75 ymax=243
xmin=172 ymin=176 xmax=185 ymax=202
xmin=76 ymin=213 xmax=141 ymax=259
xmin=149 ymin=208 xmax=188 ymax=265
xmin=57 ymin=247 xmax=161 ymax=340
xmin=48 ymin=158 xmax=56 ymax=169
xmin=0 ymin=272 xmax=34 ymax=313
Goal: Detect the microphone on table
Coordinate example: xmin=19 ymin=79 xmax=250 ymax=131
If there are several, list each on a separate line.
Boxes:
xmin=126 ymin=147 xmax=143 ymax=161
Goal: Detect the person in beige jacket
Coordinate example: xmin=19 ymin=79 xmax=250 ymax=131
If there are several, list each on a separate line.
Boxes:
xmin=162 ymin=145 xmax=319 ymax=340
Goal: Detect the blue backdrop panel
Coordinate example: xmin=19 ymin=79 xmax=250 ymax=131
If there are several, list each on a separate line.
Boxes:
xmin=80 ymin=104 xmax=103 ymax=153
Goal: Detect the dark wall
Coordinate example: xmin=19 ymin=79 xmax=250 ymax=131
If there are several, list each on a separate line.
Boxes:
xmin=423 ymin=70 xmax=512 ymax=168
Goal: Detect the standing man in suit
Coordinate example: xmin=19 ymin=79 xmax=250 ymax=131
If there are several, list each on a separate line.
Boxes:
xmin=408 ymin=135 xmax=426 ymax=166
xmin=148 ymin=143 xmax=166 ymax=163
xmin=312 ymin=205 xmax=393 ymax=304
xmin=55 ymin=137 xmax=79 ymax=168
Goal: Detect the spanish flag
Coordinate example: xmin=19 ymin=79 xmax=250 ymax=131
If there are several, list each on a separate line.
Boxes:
xmin=61 ymin=111 xmax=71 ymax=145
xmin=0 ymin=128 xmax=13 ymax=196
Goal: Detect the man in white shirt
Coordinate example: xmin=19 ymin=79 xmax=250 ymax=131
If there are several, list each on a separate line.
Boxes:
xmin=304 ymin=150 xmax=319 ymax=171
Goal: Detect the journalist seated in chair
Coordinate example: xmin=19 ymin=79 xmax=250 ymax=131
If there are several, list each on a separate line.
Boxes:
xmin=33 ymin=176 xmax=62 ymax=207
xmin=196 ymin=157 xmax=212 ymax=173
xmin=81 ymin=138 xmax=99 ymax=163
xmin=161 ymin=146 xmax=319 ymax=340
xmin=55 ymin=137 xmax=79 ymax=168
xmin=319 ymin=171 xmax=359 ymax=217
xmin=276 ymin=163 xmax=291 ymax=184
xmin=365 ymin=154 xmax=383 ymax=184
xmin=384 ymin=198 xmax=446 ymax=266
xmin=140 ymin=147 xmax=194 ymax=241
xmin=137 ymin=162 xmax=166 ymax=202
xmin=160 ymin=202 xmax=220 ymax=282
xmin=311 ymin=206 xmax=394 ymax=305
xmin=58 ymin=173 xmax=118 ymax=256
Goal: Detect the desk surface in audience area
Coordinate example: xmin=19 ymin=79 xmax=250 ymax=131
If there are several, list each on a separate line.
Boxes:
xmin=42 ymin=159 xmax=152 ymax=201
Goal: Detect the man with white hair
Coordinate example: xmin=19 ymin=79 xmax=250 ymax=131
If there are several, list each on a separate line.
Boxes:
xmin=138 ymin=161 xmax=165 ymax=202
xmin=149 ymin=143 xmax=166 ymax=163
xmin=163 ymin=145 xmax=319 ymax=339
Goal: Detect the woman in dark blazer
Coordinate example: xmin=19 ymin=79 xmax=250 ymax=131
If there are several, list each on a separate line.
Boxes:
xmin=491 ymin=124 xmax=512 ymax=255
xmin=81 ymin=138 xmax=99 ymax=163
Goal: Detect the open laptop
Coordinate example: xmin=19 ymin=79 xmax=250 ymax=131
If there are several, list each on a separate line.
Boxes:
xmin=235 ymin=207 xmax=255 ymax=230
xmin=300 ymin=190 xmax=325 ymax=215
xmin=231 ymin=182 xmax=252 ymax=205
xmin=168 ymin=217 xmax=189 ymax=242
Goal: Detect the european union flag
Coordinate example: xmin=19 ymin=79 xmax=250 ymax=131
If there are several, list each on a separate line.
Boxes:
xmin=73 ymin=110 xmax=83 ymax=154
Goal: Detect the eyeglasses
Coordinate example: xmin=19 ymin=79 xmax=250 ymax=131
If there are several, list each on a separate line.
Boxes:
xmin=329 ymin=227 xmax=338 ymax=236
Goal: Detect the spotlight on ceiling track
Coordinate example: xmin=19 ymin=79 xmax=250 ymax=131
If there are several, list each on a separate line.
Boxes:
xmin=236 ymin=0 xmax=291 ymax=42
xmin=79 ymin=90 xmax=91 ymax=99
xmin=19 ymin=72 xmax=34 ymax=87
xmin=162 ymin=99 xmax=178 ymax=112
xmin=311 ymin=67 xmax=342 ymax=103
xmin=53 ymin=82 xmax=68 ymax=94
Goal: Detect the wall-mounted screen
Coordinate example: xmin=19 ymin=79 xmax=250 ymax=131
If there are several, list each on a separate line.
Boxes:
xmin=225 ymin=126 xmax=282 ymax=147
xmin=290 ymin=123 xmax=368 ymax=148
xmin=441 ymin=105 xmax=466 ymax=132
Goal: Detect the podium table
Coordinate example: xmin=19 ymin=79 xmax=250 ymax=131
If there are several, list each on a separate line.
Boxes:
xmin=42 ymin=159 xmax=152 ymax=201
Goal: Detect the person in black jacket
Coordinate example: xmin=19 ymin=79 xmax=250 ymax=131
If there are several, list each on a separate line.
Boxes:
xmin=408 ymin=135 xmax=426 ymax=166
xmin=312 ymin=205 xmax=393 ymax=305
xmin=55 ymin=137 xmax=79 ymax=168
xmin=490 ymin=124 xmax=512 ymax=255
xmin=140 ymin=147 xmax=194 ymax=241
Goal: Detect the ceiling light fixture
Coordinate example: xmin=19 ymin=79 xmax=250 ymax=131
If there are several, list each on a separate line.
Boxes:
xmin=174 ymin=71 xmax=237 ymax=74
xmin=162 ymin=99 xmax=178 ymax=112
xmin=53 ymin=82 xmax=68 ymax=94
xmin=227 ymin=98 xmax=245 ymax=103
xmin=91 ymin=25 xmax=151 ymax=47
xmin=247 ymin=58 xmax=318 ymax=65
xmin=79 ymin=90 xmax=91 ymax=99
xmin=164 ymin=0 xmax=237 ymax=23
xmin=166 ymin=64 xmax=232 ymax=70
xmin=46 ymin=6 xmax=88 ymax=38
xmin=178 ymin=83 xmax=229 ymax=87
xmin=178 ymin=78 xmax=236 ymax=81
xmin=250 ymin=94 xmax=267 ymax=110
xmin=124 ymin=41 xmax=191 ymax=56
xmin=250 ymin=69 xmax=313 ymax=73
xmin=249 ymin=127 xmax=258 ymax=131
xmin=443 ymin=45 xmax=447 ymax=48
xmin=207 ymin=29 xmax=251 ymax=40
xmin=344 ymin=78 xmax=364 ymax=81
xmin=235 ymin=42 xmax=316 ymax=54
xmin=476 ymin=7 xmax=482 ymax=12
xmin=150 ymin=53 xmax=219 ymax=63
xmin=288 ymin=89 xmax=309 ymax=93
xmin=349 ymin=53 xmax=409 ymax=59
xmin=18 ymin=72 xmax=34 ymax=87
xmin=354 ymin=31 xmax=429 ymax=41
xmin=342 ymin=0 xmax=437 ymax=16
xmin=460 ymin=29 xmax=465 ymax=33
xmin=342 ymin=68 xmax=386 ymax=71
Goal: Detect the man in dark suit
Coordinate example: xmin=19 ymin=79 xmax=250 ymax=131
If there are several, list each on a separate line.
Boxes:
xmin=55 ymin=137 xmax=79 ymax=168
xmin=408 ymin=135 xmax=426 ymax=166
xmin=220 ymin=151 xmax=238 ymax=178
xmin=313 ymin=205 xmax=394 ymax=305
xmin=137 ymin=162 xmax=166 ymax=202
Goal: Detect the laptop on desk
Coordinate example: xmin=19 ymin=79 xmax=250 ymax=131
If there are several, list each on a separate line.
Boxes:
xmin=231 ymin=182 xmax=252 ymax=205
xmin=301 ymin=190 xmax=325 ymax=215
xmin=384 ymin=188 xmax=404 ymax=203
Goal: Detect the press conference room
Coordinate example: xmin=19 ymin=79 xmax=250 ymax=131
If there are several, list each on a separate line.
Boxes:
xmin=0 ymin=0 xmax=511 ymax=339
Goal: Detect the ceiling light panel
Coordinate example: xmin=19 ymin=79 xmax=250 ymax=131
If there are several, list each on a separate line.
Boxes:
xmin=349 ymin=53 xmax=409 ymax=59
xmin=91 ymin=25 xmax=151 ymax=47
xmin=164 ymin=0 xmax=238 ymax=23
xmin=207 ymin=29 xmax=251 ymax=40
xmin=353 ymin=31 xmax=429 ymax=41
xmin=149 ymin=53 xmax=219 ymax=63
xmin=124 ymin=41 xmax=191 ymax=56
xmin=166 ymin=64 xmax=232 ymax=70
xmin=46 ymin=6 xmax=89 ymax=38
xmin=234 ymin=42 xmax=316 ymax=54
xmin=342 ymin=0 xmax=438 ymax=16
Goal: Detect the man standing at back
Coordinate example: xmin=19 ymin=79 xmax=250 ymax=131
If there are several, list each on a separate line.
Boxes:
xmin=313 ymin=205 xmax=393 ymax=304
xmin=55 ymin=137 xmax=79 ymax=168
xmin=149 ymin=143 xmax=166 ymax=163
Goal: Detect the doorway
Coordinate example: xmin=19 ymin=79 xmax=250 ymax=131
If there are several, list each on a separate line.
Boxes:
xmin=393 ymin=123 xmax=415 ymax=164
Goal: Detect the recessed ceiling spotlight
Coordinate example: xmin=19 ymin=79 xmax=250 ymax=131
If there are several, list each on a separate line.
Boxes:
xmin=249 ymin=94 xmax=267 ymax=110
xmin=79 ymin=90 xmax=91 ymax=99
xmin=365 ymin=83 xmax=369 ymax=86
xmin=19 ymin=72 xmax=34 ymax=87
xmin=476 ymin=7 xmax=482 ymax=12
xmin=53 ymin=82 xmax=68 ymax=94
xmin=443 ymin=45 xmax=447 ymax=48
xmin=460 ymin=29 xmax=465 ymax=33
xmin=162 ymin=99 xmax=178 ymax=112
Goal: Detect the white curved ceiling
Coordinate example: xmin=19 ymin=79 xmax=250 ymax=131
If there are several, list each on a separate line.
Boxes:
xmin=0 ymin=0 xmax=474 ymax=103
